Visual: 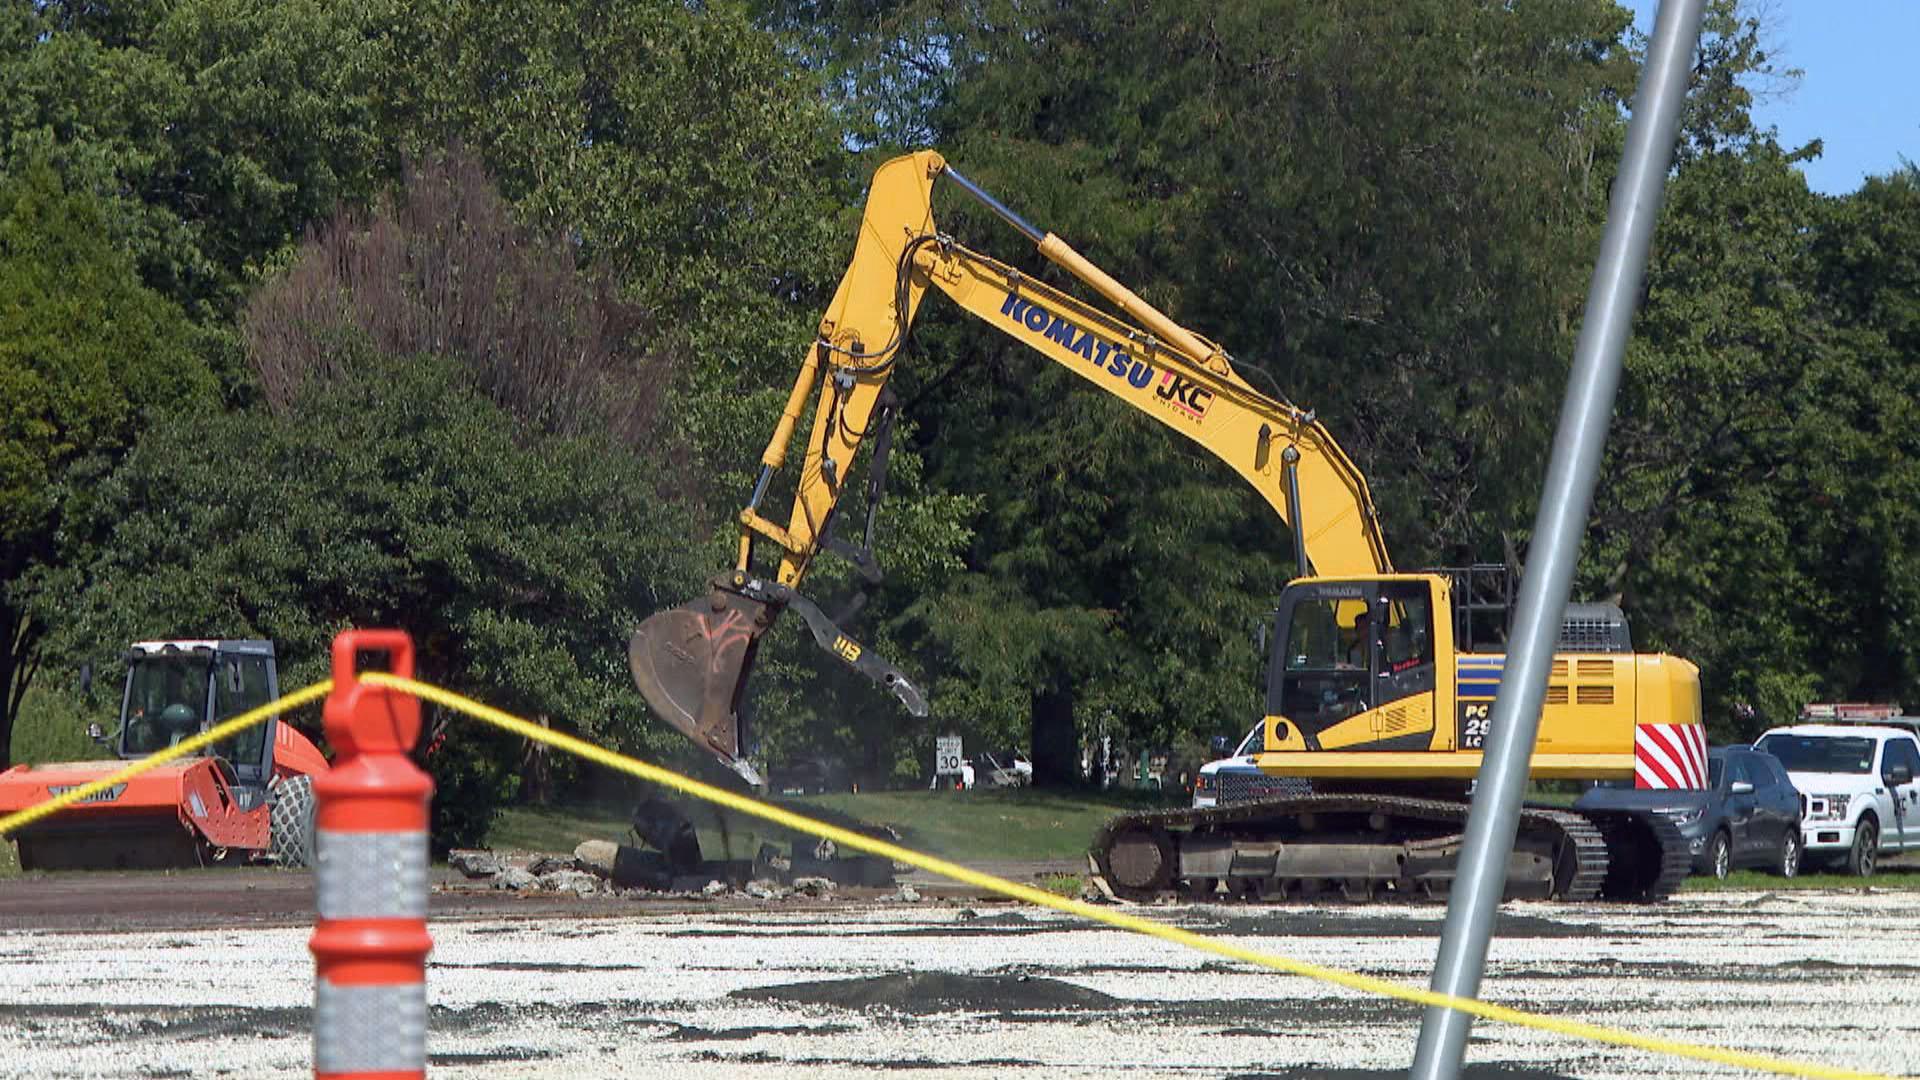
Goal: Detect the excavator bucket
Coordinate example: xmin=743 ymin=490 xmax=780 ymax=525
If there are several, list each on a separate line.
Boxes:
xmin=629 ymin=579 xmax=774 ymax=786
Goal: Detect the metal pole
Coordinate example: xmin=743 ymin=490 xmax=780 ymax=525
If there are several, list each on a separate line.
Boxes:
xmin=1408 ymin=2 xmax=1706 ymax=1076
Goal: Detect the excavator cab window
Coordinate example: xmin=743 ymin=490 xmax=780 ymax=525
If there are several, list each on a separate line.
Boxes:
xmin=1268 ymin=582 xmax=1438 ymax=743
xmin=1270 ymin=591 xmax=1375 ymax=741
xmin=1375 ymin=583 xmax=1436 ymax=708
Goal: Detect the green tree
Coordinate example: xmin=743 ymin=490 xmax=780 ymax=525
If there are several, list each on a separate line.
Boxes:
xmin=32 ymin=152 xmax=712 ymax=842
xmin=239 ymin=149 xmax=682 ymax=457
xmin=45 ymin=357 xmax=705 ymax=847
xmin=1579 ymin=0 xmax=1896 ymax=738
xmin=360 ymin=4 xmax=985 ymax=783
xmin=371 ymin=0 xmax=851 ymax=480
xmin=1587 ymin=139 xmax=1828 ymax=736
xmin=0 ymin=1 xmax=396 ymax=317
xmin=1791 ymin=168 xmax=1920 ymax=712
xmin=748 ymin=0 xmax=969 ymax=149
xmin=0 ymin=161 xmax=212 ymax=769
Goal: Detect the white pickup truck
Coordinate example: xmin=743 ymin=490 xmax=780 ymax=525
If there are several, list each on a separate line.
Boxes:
xmin=1190 ymin=722 xmax=1311 ymax=808
xmin=1754 ymin=723 xmax=1920 ymax=876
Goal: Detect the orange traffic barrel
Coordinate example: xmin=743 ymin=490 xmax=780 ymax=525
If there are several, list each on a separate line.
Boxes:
xmin=309 ymin=630 xmax=434 ymax=1079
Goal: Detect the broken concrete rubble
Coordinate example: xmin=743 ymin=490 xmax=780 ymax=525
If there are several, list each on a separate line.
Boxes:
xmin=446 ymin=796 xmax=902 ymax=899
xmin=791 ymin=876 xmax=835 ymax=897
xmin=492 ymin=867 xmax=537 ymax=891
xmin=573 ymin=840 xmax=618 ymax=876
xmin=526 ymin=854 xmax=572 ymax=876
xmin=539 ymin=869 xmax=603 ymax=897
xmin=448 ymin=850 xmax=503 ymax=879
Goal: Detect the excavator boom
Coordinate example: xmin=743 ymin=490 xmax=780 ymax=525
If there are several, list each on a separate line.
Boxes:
xmin=630 ymin=150 xmax=1390 ymax=780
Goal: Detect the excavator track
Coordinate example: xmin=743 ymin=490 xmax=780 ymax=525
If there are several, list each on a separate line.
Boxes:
xmin=1090 ymin=795 xmax=1681 ymax=904
xmin=1584 ymin=809 xmax=1692 ymax=902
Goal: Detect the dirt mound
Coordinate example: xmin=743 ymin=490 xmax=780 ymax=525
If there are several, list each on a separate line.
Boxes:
xmin=731 ymin=971 xmax=1116 ymax=1014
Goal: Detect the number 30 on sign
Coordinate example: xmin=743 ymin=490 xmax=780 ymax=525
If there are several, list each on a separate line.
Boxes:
xmin=936 ymin=735 xmax=963 ymax=776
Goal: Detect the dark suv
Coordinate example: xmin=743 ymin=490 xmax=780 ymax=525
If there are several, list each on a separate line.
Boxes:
xmin=1575 ymin=745 xmax=1803 ymax=878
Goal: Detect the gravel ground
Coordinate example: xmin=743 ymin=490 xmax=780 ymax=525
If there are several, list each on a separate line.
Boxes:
xmin=3 ymin=880 xmax=1919 ymax=1079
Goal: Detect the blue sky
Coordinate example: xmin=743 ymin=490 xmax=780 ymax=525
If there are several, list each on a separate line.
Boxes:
xmin=1624 ymin=0 xmax=1918 ymax=195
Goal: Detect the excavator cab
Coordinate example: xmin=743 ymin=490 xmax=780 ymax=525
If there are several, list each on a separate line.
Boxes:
xmin=1266 ymin=578 xmax=1440 ymax=753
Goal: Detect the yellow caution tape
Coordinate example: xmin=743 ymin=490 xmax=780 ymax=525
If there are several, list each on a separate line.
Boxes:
xmin=364 ymin=672 xmax=1892 ymax=1080
xmin=1 ymin=670 xmax=1890 ymax=1079
xmin=0 ymin=682 xmax=335 ymax=839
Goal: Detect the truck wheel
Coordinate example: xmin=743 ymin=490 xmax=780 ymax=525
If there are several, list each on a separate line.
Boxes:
xmin=1847 ymin=817 xmax=1878 ymax=878
xmin=269 ymin=774 xmax=317 ymax=869
xmin=1776 ymin=830 xmax=1802 ymax=879
xmin=1709 ymin=830 xmax=1733 ymax=880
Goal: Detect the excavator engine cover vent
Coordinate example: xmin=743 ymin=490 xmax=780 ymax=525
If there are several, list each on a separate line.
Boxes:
xmin=1559 ymin=603 xmax=1633 ymax=653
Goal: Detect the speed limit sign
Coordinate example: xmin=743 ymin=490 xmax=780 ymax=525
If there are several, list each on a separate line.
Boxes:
xmin=936 ymin=735 xmax=964 ymax=776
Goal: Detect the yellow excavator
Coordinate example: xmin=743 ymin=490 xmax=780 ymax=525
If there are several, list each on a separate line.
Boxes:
xmin=630 ymin=150 xmax=1703 ymax=902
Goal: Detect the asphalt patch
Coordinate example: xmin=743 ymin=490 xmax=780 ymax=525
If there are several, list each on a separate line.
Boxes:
xmin=428 ymin=1048 xmax=554 ymax=1065
xmin=1198 ymin=909 xmax=1587 ymax=940
xmin=732 ymin=971 xmax=1118 ymax=1014
xmin=658 ymin=1022 xmax=858 ymax=1041
xmin=434 ymin=959 xmax=651 ymax=974
xmin=691 ymin=1051 xmax=1042 ymax=1071
xmin=0 ymin=1003 xmax=308 ymax=1044
xmin=1228 ymin=1060 xmax=1574 ymax=1068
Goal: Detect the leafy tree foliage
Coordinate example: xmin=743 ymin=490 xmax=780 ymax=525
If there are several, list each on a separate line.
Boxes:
xmin=241 ymin=149 xmax=680 ymax=456
xmin=1791 ymin=168 xmax=1920 ymax=713
xmin=33 ymin=156 xmax=705 ymax=843
xmin=44 ymin=357 xmax=705 ymax=845
xmin=371 ymin=0 xmax=850 ymax=479
xmin=1585 ymin=1 xmax=1920 ymax=740
xmin=1590 ymin=138 xmax=1827 ymax=737
xmin=0 ymin=161 xmax=213 ymax=768
xmin=0 ymin=1 xmax=396 ymax=316
xmin=357 ymin=4 xmax=982 ymax=781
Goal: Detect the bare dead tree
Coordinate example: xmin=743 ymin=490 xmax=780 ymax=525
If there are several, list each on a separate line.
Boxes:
xmin=242 ymin=148 xmax=678 ymax=453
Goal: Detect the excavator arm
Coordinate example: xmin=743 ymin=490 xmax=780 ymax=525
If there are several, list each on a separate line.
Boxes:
xmin=914 ymin=230 xmax=1390 ymax=577
xmin=630 ymin=149 xmax=1390 ymax=783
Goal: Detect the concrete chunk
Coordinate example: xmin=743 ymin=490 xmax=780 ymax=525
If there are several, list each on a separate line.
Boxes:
xmin=573 ymin=840 xmax=619 ymax=878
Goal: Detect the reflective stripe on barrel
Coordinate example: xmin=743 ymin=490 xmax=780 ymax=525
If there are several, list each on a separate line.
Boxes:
xmin=314 ymin=981 xmax=428 ymax=1076
xmin=315 ymin=830 xmax=429 ymax=920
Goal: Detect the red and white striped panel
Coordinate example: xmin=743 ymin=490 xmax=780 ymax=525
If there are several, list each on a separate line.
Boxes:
xmin=1635 ymin=722 xmax=1708 ymax=790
